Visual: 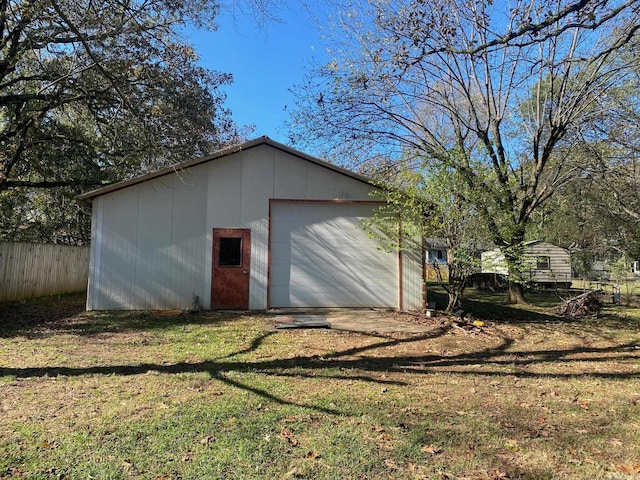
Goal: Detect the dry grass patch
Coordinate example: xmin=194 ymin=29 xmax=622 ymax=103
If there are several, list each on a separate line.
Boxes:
xmin=1 ymin=292 xmax=639 ymax=479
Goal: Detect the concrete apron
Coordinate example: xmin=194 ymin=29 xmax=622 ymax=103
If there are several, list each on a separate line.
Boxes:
xmin=270 ymin=309 xmax=433 ymax=334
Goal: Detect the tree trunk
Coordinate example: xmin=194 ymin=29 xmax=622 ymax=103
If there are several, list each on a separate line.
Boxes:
xmin=503 ymin=233 xmax=527 ymax=304
xmin=508 ymin=280 xmax=526 ymax=304
xmin=445 ymin=291 xmax=459 ymax=312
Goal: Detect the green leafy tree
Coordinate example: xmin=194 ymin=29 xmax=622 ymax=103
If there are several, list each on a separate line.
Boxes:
xmin=0 ymin=0 xmax=246 ymax=244
xmin=365 ymin=163 xmax=485 ymax=312
xmin=0 ymin=187 xmax=91 ymax=244
xmin=291 ymin=0 xmax=640 ymax=303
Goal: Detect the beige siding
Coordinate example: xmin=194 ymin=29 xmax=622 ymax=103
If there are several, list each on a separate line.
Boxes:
xmin=0 ymin=242 xmax=89 ymax=302
xmin=524 ymin=242 xmax=571 ymax=284
xmin=481 ymin=241 xmax=571 ymax=284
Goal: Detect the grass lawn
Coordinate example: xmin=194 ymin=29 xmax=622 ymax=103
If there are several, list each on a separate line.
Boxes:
xmin=1 ymin=291 xmax=639 ymax=480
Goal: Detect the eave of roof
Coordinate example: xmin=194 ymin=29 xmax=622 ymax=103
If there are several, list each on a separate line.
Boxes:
xmin=76 ymin=136 xmax=375 ymax=205
xmin=484 ymin=240 xmax=570 ymax=252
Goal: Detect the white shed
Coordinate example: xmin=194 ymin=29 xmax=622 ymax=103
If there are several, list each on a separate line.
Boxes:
xmin=481 ymin=240 xmax=572 ymax=286
xmin=77 ymin=137 xmax=424 ymax=311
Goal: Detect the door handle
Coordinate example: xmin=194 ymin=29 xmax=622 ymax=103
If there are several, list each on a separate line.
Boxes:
xmin=242 ymin=270 xmax=247 ymax=274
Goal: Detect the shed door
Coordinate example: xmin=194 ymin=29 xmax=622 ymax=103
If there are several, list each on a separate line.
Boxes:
xmin=269 ymin=202 xmax=398 ymax=308
xmin=211 ymin=228 xmax=251 ymax=309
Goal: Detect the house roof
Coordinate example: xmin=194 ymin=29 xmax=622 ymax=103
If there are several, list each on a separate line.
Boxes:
xmin=76 ymin=136 xmax=375 ymax=205
xmin=523 ymin=240 xmax=570 ymax=252
xmin=484 ymin=240 xmax=570 ymax=253
xmin=424 ymin=238 xmax=448 ymax=249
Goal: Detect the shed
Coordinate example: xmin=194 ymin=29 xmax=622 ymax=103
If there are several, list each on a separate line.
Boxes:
xmin=77 ymin=137 xmax=424 ymax=311
xmin=481 ymin=240 xmax=572 ymax=287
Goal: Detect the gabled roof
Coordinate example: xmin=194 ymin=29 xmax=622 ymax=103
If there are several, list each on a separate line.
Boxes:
xmin=76 ymin=136 xmax=374 ymax=205
xmin=484 ymin=240 xmax=570 ymax=253
xmin=523 ymin=240 xmax=570 ymax=252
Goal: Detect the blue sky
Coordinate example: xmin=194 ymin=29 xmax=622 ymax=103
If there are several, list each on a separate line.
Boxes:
xmin=186 ymin=5 xmax=331 ymax=145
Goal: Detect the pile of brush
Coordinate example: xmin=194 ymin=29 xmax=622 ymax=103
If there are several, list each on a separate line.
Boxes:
xmin=555 ymin=290 xmax=603 ymax=318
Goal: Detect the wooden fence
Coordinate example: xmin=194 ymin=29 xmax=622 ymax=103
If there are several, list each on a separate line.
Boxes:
xmin=0 ymin=242 xmax=89 ymax=302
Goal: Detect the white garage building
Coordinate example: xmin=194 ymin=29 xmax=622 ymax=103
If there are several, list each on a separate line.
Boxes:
xmin=77 ymin=137 xmax=424 ymax=311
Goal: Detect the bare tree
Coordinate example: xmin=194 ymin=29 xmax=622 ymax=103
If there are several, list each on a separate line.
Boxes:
xmin=290 ymin=0 xmax=640 ymax=303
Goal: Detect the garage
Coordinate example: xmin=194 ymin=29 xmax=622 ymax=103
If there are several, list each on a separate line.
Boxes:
xmin=269 ymin=201 xmax=399 ymax=308
xmin=79 ymin=137 xmax=422 ymax=311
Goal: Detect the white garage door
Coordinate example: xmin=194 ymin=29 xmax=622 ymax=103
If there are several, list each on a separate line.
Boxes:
xmin=269 ymin=202 xmax=398 ymax=308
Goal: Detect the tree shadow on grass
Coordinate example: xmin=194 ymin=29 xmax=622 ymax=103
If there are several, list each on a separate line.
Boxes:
xmin=0 ymin=329 xmax=640 ymax=385
xmin=462 ymin=295 xmax=640 ymax=330
xmin=0 ymin=292 xmax=87 ymax=337
xmin=462 ymin=298 xmax=568 ymax=323
xmin=3 ymin=293 xmax=639 ymax=419
xmin=0 ymin=294 xmax=245 ymax=338
xmin=430 ymin=284 xmax=581 ymax=324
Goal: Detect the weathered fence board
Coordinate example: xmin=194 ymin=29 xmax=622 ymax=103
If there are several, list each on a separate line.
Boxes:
xmin=0 ymin=242 xmax=89 ymax=302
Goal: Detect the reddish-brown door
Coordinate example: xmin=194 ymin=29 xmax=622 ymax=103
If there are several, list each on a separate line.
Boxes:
xmin=211 ymin=228 xmax=251 ymax=309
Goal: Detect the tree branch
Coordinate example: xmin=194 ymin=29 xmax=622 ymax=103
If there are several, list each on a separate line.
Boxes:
xmin=3 ymin=179 xmax=107 ymax=189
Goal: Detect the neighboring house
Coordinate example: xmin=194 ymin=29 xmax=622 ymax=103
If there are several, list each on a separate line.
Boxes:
xmin=425 ymin=239 xmax=448 ymax=265
xmin=481 ymin=240 xmax=572 ymax=287
xmin=579 ymin=257 xmax=640 ymax=280
xmin=76 ymin=137 xmax=423 ymax=311
xmin=425 ymin=238 xmax=449 ymax=281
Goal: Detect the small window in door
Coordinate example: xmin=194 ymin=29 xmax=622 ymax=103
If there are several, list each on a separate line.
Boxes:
xmin=219 ymin=237 xmax=242 ymax=266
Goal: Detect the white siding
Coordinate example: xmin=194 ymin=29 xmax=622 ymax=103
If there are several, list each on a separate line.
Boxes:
xmin=216 ymin=144 xmax=385 ymax=310
xmin=241 ymin=148 xmax=275 ymax=309
xmin=206 ymin=156 xmax=242 ymax=226
xmin=87 ymin=141 xmax=424 ymax=310
xmin=169 ymin=169 xmax=208 ymax=308
xmin=269 ymin=202 xmax=398 ymax=308
xmin=274 ymin=149 xmax=308 ymax=198
xmin=90 ymin=168 xmax=209 ymax=310
xmin=134 ymin=180 xmax=174 ymax=309
xmin=86 ymin=200 xmax=100 ymax=310
xmin=94 ymin=188 xmax=139 ymax=309
xmin=272 ymin=147 xmax=373 ymax=200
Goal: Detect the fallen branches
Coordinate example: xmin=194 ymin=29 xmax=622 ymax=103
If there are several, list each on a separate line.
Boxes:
xmin=555 ymin=290 xmax=603 ymax=318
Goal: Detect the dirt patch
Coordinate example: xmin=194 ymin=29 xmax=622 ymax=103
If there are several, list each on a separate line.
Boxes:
xmin=271 ymin=309 xmax=499 ymax=336
xmin=0 ymin=292 xmax=86 ymax=335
